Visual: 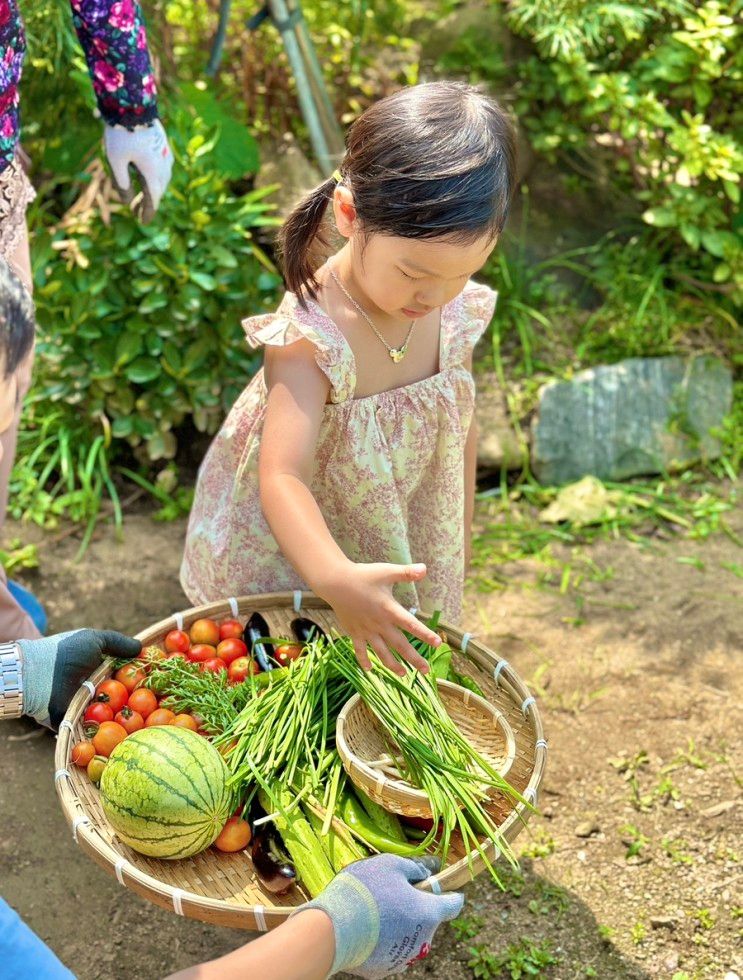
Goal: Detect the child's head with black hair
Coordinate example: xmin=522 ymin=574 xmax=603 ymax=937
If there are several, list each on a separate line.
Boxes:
xmin=279 ymin=81 xmax=517 ymax=313
xmin=0 ymin=258 xmax=35 ymax=451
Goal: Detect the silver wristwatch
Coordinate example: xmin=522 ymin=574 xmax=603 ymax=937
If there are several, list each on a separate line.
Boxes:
xmin=0 ymin=640 xmax=23 ymax=719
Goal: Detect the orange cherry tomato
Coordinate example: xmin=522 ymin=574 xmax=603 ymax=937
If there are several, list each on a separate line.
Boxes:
xmin=145 ymin=708 xmax=176 ymax=728
xmin=114 ymin=706 xmax=145 ymax=734
xmin=138 ymin=645 xmax=166 ymax=664
xmin=170 ymin=713 xmax=199 ymax=731
xmin=92 ymin=721 xmax=128 ymax=757
xmin=71 ymin=741 xmax=95 ymax=768
xmin=127 ymin=687 xmax=158 ymax=719
xmin=189 ymin=618 xmax=220 ymax=647
xmin=115 ymin=663 xmax=147 ymax=693
xmin=213 ymin=816 xmax=251 ymax=852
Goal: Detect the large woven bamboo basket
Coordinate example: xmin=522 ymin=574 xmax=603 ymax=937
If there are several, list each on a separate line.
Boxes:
xmin=55 ymin=592 xmax=547 ymax=932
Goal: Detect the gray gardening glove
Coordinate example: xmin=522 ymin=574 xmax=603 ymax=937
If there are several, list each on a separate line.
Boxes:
xmin=19 ymin=630 xmax=141 ymax=730
xmin=301 ymin=853 xmax=463 ymax=978
xmin=104 ymin=119 xmax=173 ymax=222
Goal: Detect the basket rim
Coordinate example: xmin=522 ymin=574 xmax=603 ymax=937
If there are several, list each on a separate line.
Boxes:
xmin=336 ymin=679 xmax=518 ymax=804
xmin=54 ymin=591 xmax=547 ymax=927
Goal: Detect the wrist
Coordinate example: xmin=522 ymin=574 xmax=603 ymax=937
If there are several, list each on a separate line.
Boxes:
xmin=308 ymin=558 xmax=355 ymax=603
xmin=0 ymin=640 xmax=23 ymax=719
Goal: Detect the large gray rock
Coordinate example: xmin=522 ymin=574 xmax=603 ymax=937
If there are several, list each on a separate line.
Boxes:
xmin=531 ymin=356 xmax=733 ymax=485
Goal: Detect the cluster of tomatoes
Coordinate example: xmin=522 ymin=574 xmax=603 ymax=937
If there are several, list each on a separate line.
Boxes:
xmin=162 ymin=616 xmax=260 ymax=683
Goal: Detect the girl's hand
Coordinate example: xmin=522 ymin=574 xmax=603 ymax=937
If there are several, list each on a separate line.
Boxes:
xmin=319 ymin=561 xmax=441 ymax=676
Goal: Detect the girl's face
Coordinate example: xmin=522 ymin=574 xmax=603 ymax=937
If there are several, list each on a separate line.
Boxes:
xmin=332 ymin=187 xmax=497 ymax=323
xmin=352 ymin=232 xmax=496 ymax=322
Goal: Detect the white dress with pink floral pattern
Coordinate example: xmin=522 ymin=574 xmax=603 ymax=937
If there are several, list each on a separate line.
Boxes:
xmin=181 ymin=279 xmax=497 ymax=624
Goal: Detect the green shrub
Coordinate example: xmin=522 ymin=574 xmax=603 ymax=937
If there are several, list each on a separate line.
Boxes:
xmin=14 ymin=110 xmax=279 ymax=526
xmin=505 ymin=0 xmax=742 ymax=304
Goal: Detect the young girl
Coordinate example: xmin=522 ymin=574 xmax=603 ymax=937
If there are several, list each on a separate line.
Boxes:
xmin=181 ymin=81 xmax=516 ymax=674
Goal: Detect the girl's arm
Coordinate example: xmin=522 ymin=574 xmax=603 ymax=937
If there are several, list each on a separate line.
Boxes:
xmin=463 ymin=352 xmax=478 ymax=570
xmin=259 ymin=342 xmax=440 ymax=673
xmin=69 ymin=1 xmax=159 ymax=129
xmin=166 ymin=909 xmax=335 ymax=980
xmin=464 ymin=416 xmax=478 ymax=571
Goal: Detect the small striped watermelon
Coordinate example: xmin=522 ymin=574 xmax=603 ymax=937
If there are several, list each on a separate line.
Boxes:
xmin=100 ymin=727 xmax=231 ymax=859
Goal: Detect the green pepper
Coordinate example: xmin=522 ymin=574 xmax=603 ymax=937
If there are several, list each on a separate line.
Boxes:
xmin=340 ymin=791 xmax=424 ymax=857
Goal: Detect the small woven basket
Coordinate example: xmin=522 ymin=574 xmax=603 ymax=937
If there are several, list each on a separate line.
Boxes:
xmin=54 ymin=591 xmax=546 ymax=932
xmin=337 ymin=680 xmax=517 ymax=818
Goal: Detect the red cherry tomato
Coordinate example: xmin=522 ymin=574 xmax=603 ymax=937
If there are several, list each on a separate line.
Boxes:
xmin=219 ymin=619 xmax=244 ymax=641
xmin=115 ymin=663 xmax=147 ymax=693
xmin=170 ymin=713 xmax=199 ymax=731
xmin=84 ymin=701 xmax=114 ymax=725
xmin=93 ymin=721 xmax=128 ymax=757
xmin=228 ymin=657 xmax=259 ymax=683
xmin=114 ymin=706 xmax=145 ymax=734
xmin=187 ymin=643 xmax=217 ymax=663
xmin=127 ymin=687 xmax=158 ymax=719
xmin=94 ymin=679 xmax=129 ymax=714
xmin=275 ymin=643 xmax=303 ymax=667
xmin=213 ymin=816 xmax=251 ymax=852
xmin=190 ymin=618 xmax=220 ymax=647
xmin=71 ymin=741 xmax=95 ymax=768
xmin=165 ymin=630 xmax=191 ymax=654
xmin=145 ymin=708 xmax=175 ymax=728
xmin=216 ymin=637 xmax=248 ymax=665
xmin=201 ymin=657 xmax=227 ymax=675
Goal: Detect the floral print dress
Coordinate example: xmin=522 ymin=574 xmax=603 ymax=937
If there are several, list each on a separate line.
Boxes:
xmin=181 ymin=280 xmax=498 ymax=625
xmin=0 ymin=0 xmax=158 ymax=253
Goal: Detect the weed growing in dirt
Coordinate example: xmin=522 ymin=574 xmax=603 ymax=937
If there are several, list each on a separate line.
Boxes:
xmin=630 ymin=920 xmax=647 ymax=945
xmin=620 ymin=824 xmax=651 ymax=860
xmin=528 ymin=881 xmax=569 ymax=919
xmin=451 ymin=915 xmax=486 ymax=942
xmin=467 ymin=937 xmax=559 ymax=978
xmin=519 ymin=828 xmax=557 ymax=860
xmin=662 ymin=837 xmax=695 ymax=866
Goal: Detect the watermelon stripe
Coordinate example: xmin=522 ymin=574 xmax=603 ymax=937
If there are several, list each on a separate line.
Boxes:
xmin=150 ymin=727 xmax=220 ymax=811
xmin=103 ymin=798 xmax=212 ymax=830
xmin=119 ymin=740 xmax=215 ymax=812
xmin=112 ymin=752 xmax=214 ymax=813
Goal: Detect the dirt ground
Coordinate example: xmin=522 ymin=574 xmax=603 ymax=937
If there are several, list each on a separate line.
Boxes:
xmin=1 ymin=498 xmax=741 ymax=980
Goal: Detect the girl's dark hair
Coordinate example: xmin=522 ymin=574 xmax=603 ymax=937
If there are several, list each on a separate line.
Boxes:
xmin=0 ymin=258 xmax=35 ymax=378
xmin=279 ymin=81 xmax=517 ymax=304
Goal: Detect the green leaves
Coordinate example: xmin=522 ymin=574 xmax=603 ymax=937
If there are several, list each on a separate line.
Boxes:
xmin=28 ymin=109 xmax=279 ymax=480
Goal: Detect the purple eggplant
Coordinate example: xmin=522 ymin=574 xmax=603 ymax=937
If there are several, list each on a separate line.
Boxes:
xmin=290 ymin=617 xmax=329 ymax=646
xmin=251 ymin=821 xmax=297 ymax=895
xmin=243 ymin=612 xmax=275 ymax=671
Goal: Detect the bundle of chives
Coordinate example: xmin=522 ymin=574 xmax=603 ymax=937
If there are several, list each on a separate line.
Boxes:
xmin=330 ymin=636 xmax=524 ymax=880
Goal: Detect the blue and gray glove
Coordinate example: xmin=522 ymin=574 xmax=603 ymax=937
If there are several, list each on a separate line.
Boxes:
xmin=302 ymin=853 xmax=463 ymax=978
xmin=19 ymin=630 xmax=141 ymax=730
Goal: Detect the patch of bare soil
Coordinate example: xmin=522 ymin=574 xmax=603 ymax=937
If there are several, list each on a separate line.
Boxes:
xmin=1 ymin=500 xmax=741 ymax=979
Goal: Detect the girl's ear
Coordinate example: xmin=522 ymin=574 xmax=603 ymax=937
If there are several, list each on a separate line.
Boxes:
xmin=332 ymin=185 xmax=357 ymax=238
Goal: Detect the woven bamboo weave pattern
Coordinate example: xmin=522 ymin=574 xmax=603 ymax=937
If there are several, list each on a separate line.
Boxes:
xmin=55 ymin=592 xmax=546 ymax=931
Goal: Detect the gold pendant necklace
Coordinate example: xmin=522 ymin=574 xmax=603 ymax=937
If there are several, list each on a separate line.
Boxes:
xmin=331 ymin=270 xmax=415 ymax=363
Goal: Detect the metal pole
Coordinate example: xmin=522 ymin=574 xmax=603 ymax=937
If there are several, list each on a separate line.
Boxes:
xmin=267 ymin=0 xmax=336 ymax=174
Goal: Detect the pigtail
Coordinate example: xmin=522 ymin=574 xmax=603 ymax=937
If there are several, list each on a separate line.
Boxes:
xmin=278 ymin=176 xmax=337 ymax=307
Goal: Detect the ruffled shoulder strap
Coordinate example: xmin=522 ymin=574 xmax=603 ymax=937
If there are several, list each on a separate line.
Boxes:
xmin=242 ymin=292 xmax=356 ymax=403
xmin=440 ymin=280 xmax=498 ymax=370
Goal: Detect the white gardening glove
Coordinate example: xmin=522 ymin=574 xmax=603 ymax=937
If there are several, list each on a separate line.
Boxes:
xmin=104 ymin=119 xmax=173 ymax=223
